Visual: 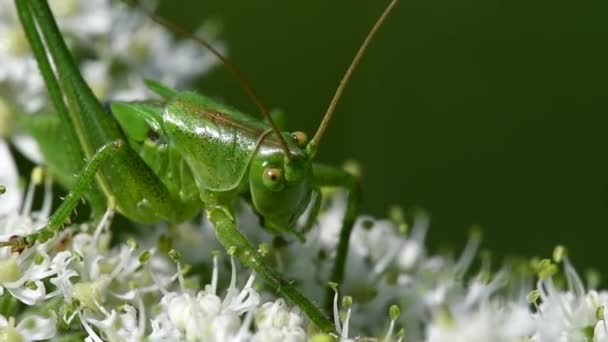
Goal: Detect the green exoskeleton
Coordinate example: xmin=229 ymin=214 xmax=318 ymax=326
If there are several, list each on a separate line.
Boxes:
xmin=6 ymin=0 xmax=398 ymax=332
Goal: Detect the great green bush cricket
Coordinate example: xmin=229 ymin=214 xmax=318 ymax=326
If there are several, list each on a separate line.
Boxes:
xmin=6 ymin=0 xmax=398 ymax=333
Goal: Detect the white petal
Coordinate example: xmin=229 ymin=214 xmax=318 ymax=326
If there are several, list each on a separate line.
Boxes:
xmin=16 ymin=313 xmax=57 ymax=340
xmin=85 ymin=309 xmax=117 ymax=330
xmin=11 ymin=135 xmax=43 ymax=164
xmin=50 ymin=251 xmax=73 ymax=272
xmin=7 ymin=280 xmax=45 ymax=305
xmin=0 ymin=140 xmax=21 ymax=215
xmin=21 ymin=259 xmax=55 ymax=282
xmin=149 ymin=313 xmax=183 ymax=340
xmin=167 ymin=293 xmax=194 ymax=331
xmin=72 ymin=233 xmax=94 ymax=259
xmin=594 ymin=321 xmax=608 ymax=342
xmin=196 ymin=293 xmax=222 ymax=317
xmin=82 ymin=60 xmax=110 ymax=100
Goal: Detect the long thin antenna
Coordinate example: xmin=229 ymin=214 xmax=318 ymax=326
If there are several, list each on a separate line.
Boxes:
xmin=309 ymin=0 xmax=399 ymax=153
xmin=131 ymin=1 xmax=292 ymax=158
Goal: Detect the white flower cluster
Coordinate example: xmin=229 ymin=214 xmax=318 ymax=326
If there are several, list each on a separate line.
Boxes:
xmin=4 ymin=143 xmax=608 ymax=342
xmin=0 ymin=155 xmax=312 ymax=341
xmin=255 ymin=188 xmax=608 ymax=342
xmin=0 ymin=0 xmax=218 ymax=111
xmin=0 ymin=0 xmax=220 ymax=164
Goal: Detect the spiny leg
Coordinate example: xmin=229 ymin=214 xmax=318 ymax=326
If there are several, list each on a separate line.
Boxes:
xmin=1 ymin=140 xmax=125 ymax=251
xmin=206 ymin=207 xmax=335 ymax=333
xmin=17 ymin=0 xmax=198 ymax=225
xmin=312 ymin=164 xmax=361 ymax=311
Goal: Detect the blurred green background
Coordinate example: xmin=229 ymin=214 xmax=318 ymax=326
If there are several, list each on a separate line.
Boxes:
xmin=160 ymin=1 xmax=608 ymax=274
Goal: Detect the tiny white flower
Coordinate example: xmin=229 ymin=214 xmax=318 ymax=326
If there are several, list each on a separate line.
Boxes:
xmin=104 ymin=10 xmax=221 ymax=97
xmin=82 ymin=60 xmax=112 ymax=100
xmin=0 ymin=5 xmax=49 ymax=113
xmin=46 ymin=251 xmax=78 ymax=302
xmin=153 ymin=255 xmax=262 ymax=341
xmin=0 ymin=247 xmax=53 ymax=305
xmin=0 ymin=165 xmax=56 ymax=306
xmin=594 ymin=318 xmax=608 ymax=342
xmin=425 ymin=302 xmax=534 ymax=342
xmin=1 ymin=0 xmax=219 ymax=138
xmin=317 ymin=191 xmax=348 ymax=249
xmin=0 ymin=313 xmax=57 ymax=341
xmin=0 ymin=19 xmax=34 ymax=83
xmin=10 ymin=135 xmax=43 ymax=165
xmin=252 ymin=299 xmax=307 ymax=342
xmin=526 ymin=253 xmax=601 ymax=342
xmin=49 ymin=0 xmax=114 ymax=40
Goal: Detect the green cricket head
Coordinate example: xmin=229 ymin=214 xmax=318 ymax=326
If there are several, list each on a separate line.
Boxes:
xmin=249 ymin=131 xmax=313 ymax=236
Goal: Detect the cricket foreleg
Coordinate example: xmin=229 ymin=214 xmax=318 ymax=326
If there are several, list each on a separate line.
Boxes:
xmin=2 ymin=140 xmax=124 ymax=251
xmin=206 ymin=207 xmax=335 ymax=333
xmin=312 ymin=164 xmax=361 ymax=311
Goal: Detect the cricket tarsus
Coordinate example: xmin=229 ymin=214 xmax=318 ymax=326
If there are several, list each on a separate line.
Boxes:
xmin=130 ymin=0 xmax=292 ymax=159
xmin=309 ymin=0 xmax=399 ymax=155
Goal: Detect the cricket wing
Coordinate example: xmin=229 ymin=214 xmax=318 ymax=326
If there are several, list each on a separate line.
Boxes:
xmin=163 ymin=92 xmax=271 ymax=192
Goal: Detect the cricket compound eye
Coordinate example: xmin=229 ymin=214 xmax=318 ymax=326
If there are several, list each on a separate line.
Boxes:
xmin=262 ymin=167 xmax=285 ymax=191
xmin=291 ymin=131 xmax=308 ymax=148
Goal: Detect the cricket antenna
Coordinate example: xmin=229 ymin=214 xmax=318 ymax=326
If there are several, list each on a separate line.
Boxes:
xmin=131 ymin=0 xmax=292 ymax=158
xmin=308 ymin=0 xmax=399 ymax=157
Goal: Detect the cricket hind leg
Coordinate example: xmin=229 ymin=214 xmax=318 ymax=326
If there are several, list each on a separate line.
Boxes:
xmin=14 ymin=0 xmax=108 ymax=218
xmin=14 ymin=0 xmax=199 ymax=225
xmin=311 ymin=164 xmax=361 ymax=312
